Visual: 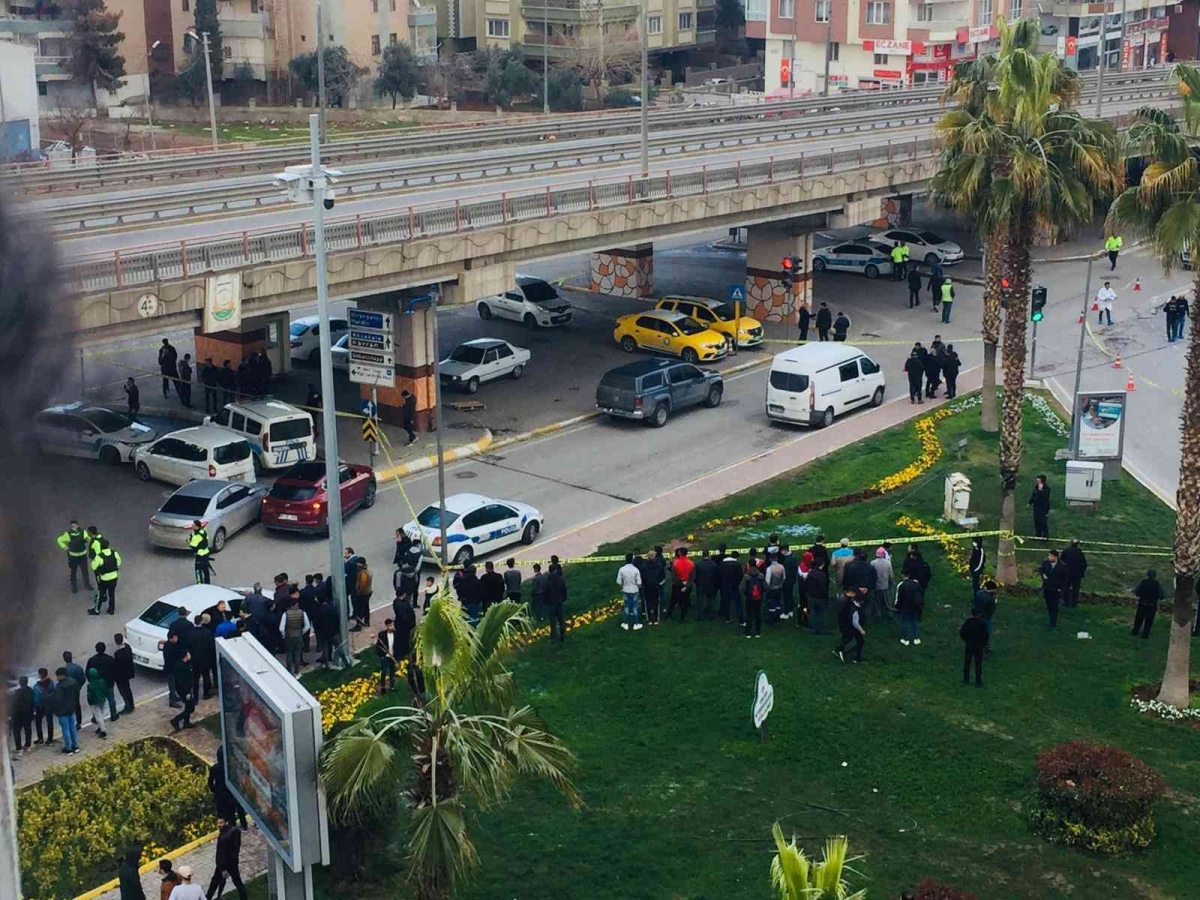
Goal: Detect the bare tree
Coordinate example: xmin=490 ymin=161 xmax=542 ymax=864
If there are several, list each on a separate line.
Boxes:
xmin=556 ymin=3 xmax=640 ymax=104
xmin=49 ymin=106 xmax=94 ymax=160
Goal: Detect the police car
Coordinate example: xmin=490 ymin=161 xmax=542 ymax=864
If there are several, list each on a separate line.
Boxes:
xmin=402 ymin=492 xmax=543 ymax=566
xmin=33 ymin=403 xmax=157 ymax=464
xmin=811 ymin=242 xmax=895 ymax=279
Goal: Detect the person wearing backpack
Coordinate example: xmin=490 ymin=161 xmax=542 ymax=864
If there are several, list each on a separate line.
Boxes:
xmin=743 ymin=562 xmax=766 ymax=638
xmin=895 ymin=572 xmax=923 ymax=646
xmin=764 ymin=554 xmax=786 ymax=624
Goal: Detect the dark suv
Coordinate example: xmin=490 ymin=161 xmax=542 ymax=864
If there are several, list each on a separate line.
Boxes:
xmin=596 ymin=359 xmax=723 ymax=427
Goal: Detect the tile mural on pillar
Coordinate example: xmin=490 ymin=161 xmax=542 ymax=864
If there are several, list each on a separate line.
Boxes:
xmin=743 ymin=271 xmax=811 ymax=323
xmin=590 ymin=250 xmax=653 ymax=298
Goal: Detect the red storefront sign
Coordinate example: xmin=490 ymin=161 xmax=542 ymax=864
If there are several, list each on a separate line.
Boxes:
xmin=1066 ymin=35 xmax=1078 ymax=56
xmin=1160 ymin=31 xmax=1169 ymax=62
xmin=1122 ymin=38 xmax=1132 ymax=69
xmin=780 ymin=58 xmax=791 ymax=87
xmin=862 ymin=38 xmax=914 ymax=55
xmin=874 ymin=69 xmax=904 ymax=80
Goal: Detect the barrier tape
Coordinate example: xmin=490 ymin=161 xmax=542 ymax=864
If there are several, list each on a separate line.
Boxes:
xmin=759 ymin=336 xmax=984 ymax=347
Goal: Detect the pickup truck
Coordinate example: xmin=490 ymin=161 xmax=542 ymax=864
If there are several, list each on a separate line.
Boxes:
xmin=595 ymin=358 xmax=723 ymax=427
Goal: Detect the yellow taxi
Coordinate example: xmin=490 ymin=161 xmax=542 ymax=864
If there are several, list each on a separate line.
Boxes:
xmin=612 ymin=309 xmax=729 ymax=363
xmin=655 ymin=295 xmax=764 ymax=348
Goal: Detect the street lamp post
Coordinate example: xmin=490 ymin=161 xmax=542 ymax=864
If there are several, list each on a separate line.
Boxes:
xmin=316 ymin=0 xmax=327 ymax=142
xmin=186 ymin=29 xmax=218 ymax=149
xmin=789 ymin=0 xmax=798 ymax=99
xmin=147 ymin=40 xmax=162 ymax=152
xmin=543 ymin=0 xmax=551 ymax=115
xmin=640 ymin=0 xmax=648 ymax=174
xmin=822 ymin=11 xmax=832 ymax=97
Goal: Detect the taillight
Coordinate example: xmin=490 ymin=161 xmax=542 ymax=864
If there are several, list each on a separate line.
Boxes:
xmin=634 ymin=397 xmax=643 ymax=409
xmin=808 ymin=385 xmax=815 ymax=409
xmin=432 ymin=535 xmax=442 ymax=546
xmin=261 ymin=433 xmax=270 ymax=452
xmin=208 ymin=464 xmax=217 ymax=477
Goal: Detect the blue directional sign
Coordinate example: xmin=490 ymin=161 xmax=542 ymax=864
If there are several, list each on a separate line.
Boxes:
xmin=727 ymin=284 xmax=746 ymax=304
xmin=361 ymin=399 xmax=376 ymax=418
xmin=347 ymin=308 xmax=393 ymax=331
xmin=349 ymin=329 xmax=388 ymax=350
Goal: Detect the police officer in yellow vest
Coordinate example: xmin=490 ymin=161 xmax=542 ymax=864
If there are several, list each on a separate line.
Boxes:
xmin=89 ymin=538 xmax=121 ymax=616
xmin=940 ymin=279 xmax=955 ymax=324
xmin=57 ymin=519 xmax=92 ymax=594
xmin=890 ymin=242 xmax=907 ymax=281
xmin=189 ymin=520 xmax=212 ymax=585
xmin=1105 ymin=234 xmax=1122 ymax=271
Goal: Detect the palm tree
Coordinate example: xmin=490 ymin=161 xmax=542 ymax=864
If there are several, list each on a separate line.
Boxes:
xmin=933 ymin=16 xmax=1123 ymax=583
xmin=1110 ymin=73 xmax=1200 ymax=708
xmin=769 ymin=823 xmax=866 ymax=900
xmin=321 ymin=592 xmax=582 ymax=900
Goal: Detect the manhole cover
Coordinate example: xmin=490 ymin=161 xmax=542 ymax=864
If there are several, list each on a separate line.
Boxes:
xmin=455 ymin=470 xmax=478 ymax=479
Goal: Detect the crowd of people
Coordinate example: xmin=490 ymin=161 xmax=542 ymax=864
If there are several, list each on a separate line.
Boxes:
xmin=903 ymin=336 xmax=962 ymax=403
xmin=148 ymin=337 xmax=276 ymax=415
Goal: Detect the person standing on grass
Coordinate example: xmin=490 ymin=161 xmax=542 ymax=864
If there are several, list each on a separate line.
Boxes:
xmin=870 ymin=547 xmax=894 ymax=623
xmin=830 ymin=537 xmax=853 ymax=591
xmin=354 ymin=557 xmax=374 ymax=630
xmin=480 ymin=561 xmax=506 ymax=615
xmin=1061 ymin=538 xmax=1088 ymax=608
xmin=743 ymin=561 xmax=765 ymax=639
xmin=543 ymin=563 xmax=568 ymax=642
xmin=972 ymin=579 xmax=998 ymax=647
xmin=806 ymin=561 xmax=830 ymax=634
xmin=719 ymin=548 xmax=744 ymax=625
xmin=52 ymin=667 xmax=81 ymax=754
xmin=904 ymin=349 xmax=925 ymax=404
xmin=528 ymin=562 xmax=547 ymax=621
xmin=815 ymin=302 xmax=833 ymax=342
xmin=834 ymin=590 xmax=866 ymax=663
xmin=895 ymin=571 xmax=922 ymax=646
xmin=1132 ymin=569 xmax=1164 ymax=639
xmin=907 ymin=266 xmax=924 ymax=308
xmin=779 ymin=544 xmax=798 ymax=621
xmin=617 ymin=553 xmax=643 ymax=631
xmin=1029 ymin=474 xmax=1052 ymax=538
xmin=376 ymin=619 xmax=398 ymax=694
xmin=503 ymin=558 xmax=523 ymax=606
xmin=960 ymin=609 xmax=989 ymax=687
xmin=85 ymin=666 xmax=110 ymax=739
xmin=969 ymin=537 xmax=986 ymax=598
xmin=694 ymin=549 xmax=720 ymax=620
xmin=666 ymin=547 xmax=695 ymax=622
xmin=119 ymin=845 xmax=146 ymax=900
xmin=1039 ymin=549 xmax=1068 ymax=629
xmin=206 ymin=816 xmax=248 ymax=900
xmin=279 ymin=593 xmax=311 ymax=676
xmin=644 ymin=546 xmax=667 ymax=626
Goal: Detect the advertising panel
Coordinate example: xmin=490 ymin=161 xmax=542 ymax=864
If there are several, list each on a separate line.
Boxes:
xmin=204 ymin=274 xmax=242 ymax=334
xmin=1075 ymin=391 xmax=1127 ymax=460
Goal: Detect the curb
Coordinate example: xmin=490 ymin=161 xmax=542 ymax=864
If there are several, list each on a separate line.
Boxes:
xmin=375 ymin=429 xmax=494 ymax=479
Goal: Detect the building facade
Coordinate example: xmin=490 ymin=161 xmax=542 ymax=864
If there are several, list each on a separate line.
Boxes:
xmin=0 ymin=39 xmax=40 ymax=155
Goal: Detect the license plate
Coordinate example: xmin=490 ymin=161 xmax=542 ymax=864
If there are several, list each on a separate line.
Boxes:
xmin=133 ymin=652 xmax=150 ymax=664
xmin=279 ymin=514 xmax=298 ymax=521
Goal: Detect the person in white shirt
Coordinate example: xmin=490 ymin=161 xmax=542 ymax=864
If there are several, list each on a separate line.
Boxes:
xmin=1096 ymin=282 xmax=1116 ymax=326
xmin=168 ymin=865 xmax=206 ymax=900
xmin=616 ymin=553 xmax=643 ymax=631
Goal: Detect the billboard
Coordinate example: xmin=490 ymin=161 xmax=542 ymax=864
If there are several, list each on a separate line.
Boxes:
xmin=1075 ymin=391 xmax=1127 ymax=460
xmin=217 ymin=636 xmax=329 ymax=873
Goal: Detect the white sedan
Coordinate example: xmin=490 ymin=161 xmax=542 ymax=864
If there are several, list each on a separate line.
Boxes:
xmin=33 ymin=403 xmax=157 ymax=464
xmin=331 ymin=333 xmax=350 ymax=371
xmin=476 ymin=275 xmax=574 ymax=328
xmin=403 ymin=492 xmax=543 ymax=566
xmin=439 ymin=339 xmax=530 ymax=394
xmin=870 ymin=228 xmax=965 ymax=265
xmin=290 ymin=315 xmax=349 ymax=364
xmin=124 ymin=584 xmax=245 ymax=670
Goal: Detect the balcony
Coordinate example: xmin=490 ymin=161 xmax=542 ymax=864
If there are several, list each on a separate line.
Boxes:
xmin=222 ymin=60 xmax=266 ymax=79
xmin=0 ymin=14 xmax=71 ymax=35
xmin=519 ymin=0 xmax=640 ymax=25
xmin=220 ymin=15 xmax=266 ymax=39
xmin=408 ymin=4 xmax=436 ymax=28
xmin=34 ymin=53 xmax=69 ymax=79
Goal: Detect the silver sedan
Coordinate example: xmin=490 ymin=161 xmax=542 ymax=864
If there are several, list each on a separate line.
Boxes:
xmin=147 ymin=479 xmax=267 ymax=551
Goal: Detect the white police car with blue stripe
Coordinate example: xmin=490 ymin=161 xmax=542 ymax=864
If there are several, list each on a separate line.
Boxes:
xmin=403 ymin=492 xmax=543 ymax=566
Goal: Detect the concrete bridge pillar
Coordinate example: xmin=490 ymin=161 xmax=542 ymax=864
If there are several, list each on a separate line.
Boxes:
xmin=356 ymin=292 xmax=438 ymax=432
xmin=744 ymin=224 xmax=814 ymax=325
xmin=590 ymin=243 xmax=653 ymax=298
xmin=193 ymin=311 xmax=291 ymax=382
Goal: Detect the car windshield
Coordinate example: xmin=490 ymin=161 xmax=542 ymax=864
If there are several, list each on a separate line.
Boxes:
xmin=416 ymin=505 xmax=461 ymax=528
xmin=270 ymin=483 xmax=317 ymax=501
xmin=289 ymin=321 xmax=310 ymax=337
xmin=599 ymin=374 xmax=637 ymax=391
xmin=918 ymin=231 xmax=946 ymax=244
xmin=676 ymin=317 xmax=706 ymax=336
xmin=520 ymin=280 xmax=560 ymax=304
xmin=82 ymin=408 xmax=130 ymax=433
xmin=270 ymin=418 xmax=311 ymax=441
xmin=159 ymin=495 xmax=212 ymax=517
xmin=713 ymin=302 xmax=738 ymax=321
xmin=139 ymin=601 xmax=184 ymax=629
xmin=449 ymin=345 xmax=487 ymax=365
xmin=870 ymin=242 xmax=893 ymax=254
xmin=213 ymin=441 xmax=251 ymax=465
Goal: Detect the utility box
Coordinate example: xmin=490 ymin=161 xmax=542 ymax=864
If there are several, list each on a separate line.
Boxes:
xmin=1065 ymin=459 xmax=1104 ymax=505
xmin=943 ymin=472 xmax=973 ymax=525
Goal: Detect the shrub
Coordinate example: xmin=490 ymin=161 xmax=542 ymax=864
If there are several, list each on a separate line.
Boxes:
xmin=1028 ymin=741 xmax=1165 ymax=855
xmin=913 ymin=879 xmax=979 ymax=900
xmin=17 ymin=737 xmax=216 ymax=899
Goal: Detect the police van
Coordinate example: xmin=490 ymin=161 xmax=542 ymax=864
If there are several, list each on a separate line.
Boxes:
xmin=211 ymin=400 xmax=315 ymax=472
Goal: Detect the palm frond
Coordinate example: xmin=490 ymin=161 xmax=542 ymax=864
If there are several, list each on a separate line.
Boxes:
xmin=320 ymin=728 xmax=399 ymax=821
xmin=769 ymin=822 xmax=812 ymax=900
xmin=407 ymin=799 xmax=477 ymax=893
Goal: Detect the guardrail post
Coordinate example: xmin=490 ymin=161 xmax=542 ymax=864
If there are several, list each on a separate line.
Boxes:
xmin=799 ymin=152 xmax=804 ymax=179
xmin=912 ymin=137 xmax=918 ymax=160
xmin=735 ymin=160 xmax=742 ymax=188
xmin=859 ymin=144 xmax=865 ymax=166
xmin=887 ymin=139 xmax=893 ymax=163
xmin=354 ymin=215 xmax=363 ymax=249
xmin=408 ymin=206 xmax=416 ymax=238
xmin=767 ymin=157 xmax=773 ymax=183
xmin=114 ymin=251 xmax=122 ymax=288
xmin=455 ymin=199 xmax=461 ymax=231
xmin=300 ymin=226 xmax=309 ymax=256
xmin=828 ymin=149 xmax=834 ymax=173
xmin=244 ymin=231 xmax=251 ymax=260
xmin=546 ymin=186 xmax=552 ymax=217
xmin=627 ymin=175 xmax=634 ymax=203
xmin=702 ymin=165 xmax=707 ymax=193
xmin=501 ymin=192 xmax=508 ymax=223
xmin=181 ymin=241 xmax=189 ymax=277
xmin=588 ymin=179 xmax=595 ymax=210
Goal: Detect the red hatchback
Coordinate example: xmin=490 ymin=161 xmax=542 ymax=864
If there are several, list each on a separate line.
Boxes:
xmin=261 ymin=460 xmax=377 ymax=534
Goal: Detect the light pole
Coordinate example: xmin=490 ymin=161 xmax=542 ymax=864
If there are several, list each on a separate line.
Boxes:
xmin=147 ymin=40 xmax=162 ymax=151
xmin=822 ymin=9 xmax=832 ymax=97
xmin=543 ymin=0 xmax=550 ymax=115
xmin=186 ymin=29 xmax=218 ymax=148
xmin=640 ymin=0 xmax=648 ymax=174
xmin=789 ymin=0 xmax=798 ymax=99
xmin=316 ymin=0 xmax=327 ymax=142
xmin=430 ymin=302 xmax=449 ymax=569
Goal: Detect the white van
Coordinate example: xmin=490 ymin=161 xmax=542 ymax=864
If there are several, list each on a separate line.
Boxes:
xmin=132 ymin=424 xmax=256 ymax=486
xmin=765 ymin=343 xmax=886 ymax=428
xmin=211 ymin=400 xmax=315 ymax=472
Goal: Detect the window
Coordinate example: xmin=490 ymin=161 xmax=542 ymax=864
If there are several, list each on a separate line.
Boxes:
xmin=874 ymin=53 xmax=888 ymax=65
xmin=647 ymin=14 xmax=662 ymax=33
xmin=269 ymin=419 xmax=308 ymax=440
xmin=389 ymin=32 xmax=397 ymax=45
xmin=483 ymin=348 xmax=499 ymax=363
xmin=390 ymin=0 xmax=396 ymax=8
xmin=977 ymin=0 xmax=992 ymax=25
xmin=496 ymin=344 xmax=514 ymax=359
xmin=213 ymin=441 xmax=250 ymax=464
xmin=815 ymin=0 xmax=830 ymax=21
xmin=371 ymin=0 xmax=377 ymax=10
xmin=860 ymin=357 xmax=881 ymax=375
xmin=679 ymin=11 xmax=694 ymax=29
xmin=838 ymin=362 xmax=860 ymax=383
xmin=486 ymin=18 xmax=510 ymax=37
xmin=182 ymin=0 xmax=188 ymax=10
xmin=371 ymin=34 xmax=380 ymax=54
xmin=769 ymin=370 xmax=809 ymax=392
xmin=866 ymin=1 xmax=890 ymax=24
xmin=640 ymin=373 xmax=664 ymax=389
xmin=779 ymin=0 xmax=794 ymax=18
xmin=222 ymin=46 xmax=232 ymax=59
xmin=338 ymin=465 xmax=355 ymax=484
xmin=245 ymin=418 xmax=262 ymax=436
xmin=635 ymin=316 xmax=658 ymax=330
xmin=1008 ymin=0 xmax=1020 ymax=17
xmin=745 ymin=0 xmax=767 ymax=20
xmin=916 ymin=2 xmax=932 ymax=21
xmin=230 ymin=412 xmax=246 ymax=431
xmin=37 ymin=82 xmax=47 ymax=96
xmin=827 ymin=41 xmax=839 ymax=61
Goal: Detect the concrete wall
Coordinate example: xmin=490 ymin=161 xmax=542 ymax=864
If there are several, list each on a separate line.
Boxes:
xmin=0 ymin=41 xmax=40 ymax=154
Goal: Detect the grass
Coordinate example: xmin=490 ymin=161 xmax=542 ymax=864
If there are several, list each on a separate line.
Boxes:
xmin=160 ymin=119 xmax=418 ymax=144
xmin=254 ymin=391 xmax=1196 ymax=899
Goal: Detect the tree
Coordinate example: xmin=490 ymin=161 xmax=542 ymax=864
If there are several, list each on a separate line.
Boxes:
xmin=289 ymin=45 xmax=368 ymax=106
xmin=480 ymin=45 xmax=538 ymax=109
xmin=192 ymin=0 xmax=222 ymax=82
xmin=49 ymin=105 xmax=92 ymax=159
xmin=545 ymin=66 xmax=583 ymax=112
xmin=558 ymin=9 xmax=640 ymax=104
xmin=320 ymin=592 xmax=581 ymax=900
xmin=769 ymin=824 xmax=866 ymax=900
xmin=715 ymin=0 xmax=746 ymax=54
xmin=375 ymin=42 xmax=420 ymax=109
xmin=932 ymin=17 xmax=1122 ymax=583
xmin=67 ymin=0 xmax=126 ymax=106
xmin=1110 ymin=78 xmax=1200 ymax=708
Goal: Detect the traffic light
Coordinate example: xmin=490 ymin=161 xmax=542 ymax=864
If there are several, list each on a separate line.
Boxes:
xmin=792 ymin=255 xmax=805 ymax=274
xmin=1000 ymin=275 xmax=1011 ymax=309
xmin=781 ymin=256 xmax=794 ymax=291
xmin=1031 ymin=283 xmax=1047 ymax=322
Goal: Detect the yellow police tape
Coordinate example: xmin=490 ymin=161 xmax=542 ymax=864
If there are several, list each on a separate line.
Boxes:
xmin=1084 ymin=319 xmax=1182 ymax=397
xmin=759 ymin=336 xmax=984 ymax=346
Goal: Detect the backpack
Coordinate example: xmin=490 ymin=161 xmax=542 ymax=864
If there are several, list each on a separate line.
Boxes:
xmin=751 ymin=580 xmax=763 ymax=601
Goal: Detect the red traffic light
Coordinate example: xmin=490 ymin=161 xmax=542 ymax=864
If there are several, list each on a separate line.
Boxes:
xmin=780 ymin=257 xmax=794 ymax=271
xmin=1000 ymin=276 xmax=1011 ymax=289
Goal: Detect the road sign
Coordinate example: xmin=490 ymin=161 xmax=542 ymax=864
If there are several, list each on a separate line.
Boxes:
xmin=752 ymin=670 xmax=774 ymax=733
xmin=349 ymin=348 xmax=395 ymax=368
xmin=361 ymin=417 xmax=381 ymax=443
xmin=347 ymin=308 xmax=393 ymax=332
xmin=348 ymin=329 xmax=392 ymax=351
xmin=360 ymin=399 xmax=376 ymax=418
xmin=727 ymin=284 xmax=746 ymax=303
xmin=349 ymin=362 xmax=395 ymax=387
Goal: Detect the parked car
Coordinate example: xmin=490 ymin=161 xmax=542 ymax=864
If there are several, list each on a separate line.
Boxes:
xmin=211 ymin=399 xmax=315 ymax=472
xmin=654 ymin=296 xmax=764 ymax=348
xmin=147 ymin=479 xmax=267 ymax=551
xmin=402 ymin=492 xmax=543 ymax=566
xmin=596 ymin=359 xmax=723 ymax=427
xmin=476 ymin=275 xmax=574 ymax=327
xmin=870 ymin=228 xmax=964 ymax=265
xmin=32 ymin=403 xmax=157 ymax=464
xmin=132 ymin=425 xmax=256 ymax=486
xmin=439 ymin=339 xmax=530 ymax=394
xmin=261 ymin=460 xmax=377 ymax=534
xmin=331 ymin=332 xmax=350 ymax=371
xmin=124 ymin=584 xmax=245 ymax=670
xmin=765 ymin=343 xmax=885 ymax=427
xmin=612 ymin=310 xmax=728 ymax=363
xmin=290 ymin=314 xmax=349 ymax=364
xmin=811 ymin=242 xmax=895 ymax=279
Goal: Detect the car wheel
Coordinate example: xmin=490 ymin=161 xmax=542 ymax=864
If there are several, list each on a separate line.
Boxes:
xmin=478 ymin=302 xmax=493 ymax=320
xmin=363 ymin=479 xmax=377 ymax=508
xmin=510 ymin=364 xmax=524 ymax=380
xmin=705 ymin=385 xmax=723 ymax=408
xmin=522 ymin=521 xmax=540 ymax=545
xmin=308 ymin=348 xmax=320 ymax=365
xmin=812 ymin=258 xmax=827 ymax=272
xmin=454 ymin=545 xmax=474 ymax=566
xmin=524 ymin=313 xmax=538 ymax=328
xmin=253 ymin=453 xmax=265 ymax=474
xmin=212 ymin=527 xmax=227 ymax=552
xmin=99 ymin=446 xmax=121 ymax=466
xmin=651 ymin=404 xmax=669 ymax=428
xmin=135 ymin=462 xmax=152 ymax=482
xmin=925 ymin=252 xmax=940 ymax=266
xmin=820 ymin=407 xmax=835 ymax=428
xmin=466 ymin=377 xmax=480 ymax=395
xmin=620 ymin=336 xmax=637 ymax=353
xmin=865 ymin=264 xmax=880 ymax=279
xmin=871 ymin=386 xmax=885 ymax=407
xmin=682 ymin=347 xmax=700 ymax=364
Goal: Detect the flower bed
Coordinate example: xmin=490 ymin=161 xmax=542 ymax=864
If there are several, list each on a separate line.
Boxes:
xmin=895 ymin=514 xmax=972 ymax=578
xmin=1129 ymin=681 xmax=1200 ymax=724
xmin=18 ymin=737 xmax=216 ymax=900
xmin=912 ymin=880 xmax=979 ymax=900
xmin=1027 ymin=741 xmax=1165 ymax=855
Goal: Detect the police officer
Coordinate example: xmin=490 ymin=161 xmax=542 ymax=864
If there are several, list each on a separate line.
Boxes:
xmin=56 ymin=519 xmax=91 ymax=594
xmin=940 ymin=278 xmax=955 ymax=324
xmin=890 ymin=242 xmax=906 ymax=281
xmin=90 ymin=538 xmax=121 ymax=616
xmin=189 ymin=520 xmax=212 ymax=585
xmin=85 ymin=525 xmax=105 ymax=608
xmin=1105 ymin=233 xmax=1122 ymax=271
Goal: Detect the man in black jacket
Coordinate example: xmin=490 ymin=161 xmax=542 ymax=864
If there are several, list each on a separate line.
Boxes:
xmin=118 ymin=845 xmax=145 ymax=900
xmin=1132 ymin=569 xmax=1164 ymax=638
xmin=169 ymin=650 xmax=196 ymax=731
xmin=960 ymin=610 xmax=989 ymax=687
xmin=543 ymin=564 xmax=568 ymax=641
xmin=111 ymin=633 xmax=136 ymax=714
xmin=1028 ymin=474 xmax=1051 ymax=538
xmin=643 ymin=547 xmax=667 ymax=625
xmin=922 ymin=345 xmax=941 ymax=398
xmin=1061 ymin=538 xmax=1088 ymax=607
xmin=187 ymin=614 xmax=217 ymax=699
xmin=798 ymin=304 xmax=811 ymax=342
xmin=694 ymin=550 xmax=720 ymax=621
xmin=163 ymin=632 xmax=184 ymax=709
xmin=842 ymin=549 xmax=875 ymax=597
xmin=158 ymin=338 xmax=178 ymax=400
xmin=806 ymin=565 xmax=830 ymax=634
xmin=219 ymin=359 xmax=237 ymax=406
xmin=832 ymin=311 xmax=851 ymax=342
xmin=479 ymin=561 xmax=506 ymax=614
xmin=207 ymin=817 xmax=248 ymax=900
xmin=815 ymin=302 xmax=833 ymax=342
xmin=401 ymin=389 xmax=418 ymax=445
xmin=200 ymin=357 xmax=219 ymax=414
xmin=941 ymin=344 xmax=961 ymax=398
xmin=1038 ymin=549 xmax=1069 ymax=629
xmin=779 ymin=544 xmax=799 ymax=622
xmin=85 ymin=641 xmax=120 ymax=722
xmin=907 ymin=267 xmax=923 ymax=308
xmin=718 ymin=548 xmax=743 ymax=625
xmin=808 ymin=535 xmax=830 ymax=574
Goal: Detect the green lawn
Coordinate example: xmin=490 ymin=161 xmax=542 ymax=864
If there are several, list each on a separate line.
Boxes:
xmin=159 ymin=119 xmax=417 ymax=144
xmin=266 ymin=392 xmax=1197 ymax=899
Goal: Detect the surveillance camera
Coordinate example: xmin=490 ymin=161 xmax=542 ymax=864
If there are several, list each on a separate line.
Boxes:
xmin=323 ymin=188 xmax=336 ymax=210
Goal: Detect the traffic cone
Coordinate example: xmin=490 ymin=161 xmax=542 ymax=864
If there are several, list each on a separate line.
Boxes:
xmin=1134 ymin=278 xmax=1142 ymax=292
xmin=1077 ymin=311 xmax=1084 ymax=324
xmin=1113 ymin=354 xmax=1123 ymax=369
xmin=1126 ymin=373 xmax=1136 ymax=391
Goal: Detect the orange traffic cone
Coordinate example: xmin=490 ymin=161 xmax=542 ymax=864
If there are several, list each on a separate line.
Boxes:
xmin=1126 ymin=374 xmax=1136 ymax=391
xmin=1077 ymin=311 xmax=1084 ymax=324
xmin=1133 ymin=278 xmax=1142 ymax=292
xmin=1113 ymin=354 xmax=1124 ymax=369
